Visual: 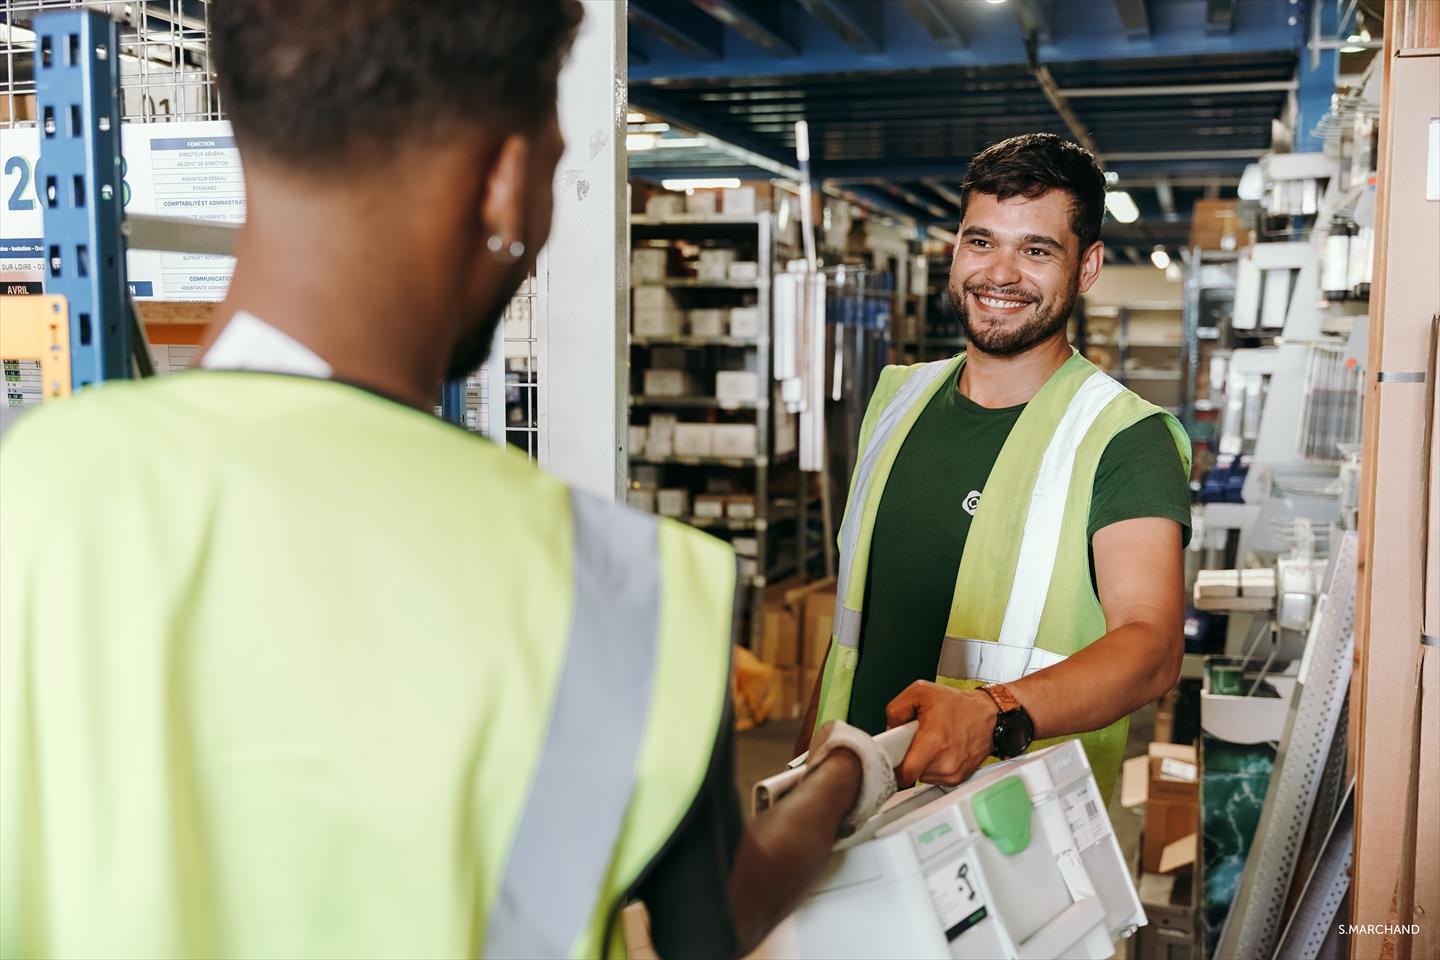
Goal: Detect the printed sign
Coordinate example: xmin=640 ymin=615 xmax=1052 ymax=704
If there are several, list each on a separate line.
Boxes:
xmin=0 ymin=120 xmax=242 ymax=300
xmin=925 ymin=850 xmax=990 ymax=942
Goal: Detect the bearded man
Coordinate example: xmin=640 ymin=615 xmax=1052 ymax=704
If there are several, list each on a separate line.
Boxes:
xmin=796 ymin=133 xmax=1192 ymax=803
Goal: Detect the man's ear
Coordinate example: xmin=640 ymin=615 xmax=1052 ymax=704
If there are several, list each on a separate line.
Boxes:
xmin=480 ymin=132 xmax=532 ymax=253
xmin=1077 ymin=241 xmax=1104 ymax=293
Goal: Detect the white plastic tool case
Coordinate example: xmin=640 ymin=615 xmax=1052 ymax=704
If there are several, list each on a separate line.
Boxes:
xmin=751 ymin=738 xmax=1145 ymax=960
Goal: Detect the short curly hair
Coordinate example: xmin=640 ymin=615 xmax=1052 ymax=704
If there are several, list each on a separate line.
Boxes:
xmin=212 ymin=0 xmax=583 ymax=168
xmin=959 ymin=133 xmax=1108 ymax=248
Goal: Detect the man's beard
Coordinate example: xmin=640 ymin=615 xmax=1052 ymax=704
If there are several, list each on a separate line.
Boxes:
xmin=951 ymin=271 xmax=1080 ymax=357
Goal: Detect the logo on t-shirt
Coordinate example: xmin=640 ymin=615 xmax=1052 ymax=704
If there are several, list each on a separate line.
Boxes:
xmin=963 ymin=490 xmax=981 ymax=516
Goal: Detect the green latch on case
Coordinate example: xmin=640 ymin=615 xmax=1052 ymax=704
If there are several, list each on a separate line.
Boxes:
xmin=972 ymin=776 xmax=1033 ymax=855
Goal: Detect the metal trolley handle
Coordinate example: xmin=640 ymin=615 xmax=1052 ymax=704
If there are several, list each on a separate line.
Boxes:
xmin=751 ymin=721 xmax=918 ymax=816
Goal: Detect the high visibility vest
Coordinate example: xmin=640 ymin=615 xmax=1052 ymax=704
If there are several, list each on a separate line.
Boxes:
xmin=0 ymin=371 xmax=735 ymax=960
xmin=812 ymin=352 xmax=1190 ymax=801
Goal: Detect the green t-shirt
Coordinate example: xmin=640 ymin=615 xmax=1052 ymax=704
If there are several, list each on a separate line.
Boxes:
xmin=847 ymin=364 xmax=1192 ymax=735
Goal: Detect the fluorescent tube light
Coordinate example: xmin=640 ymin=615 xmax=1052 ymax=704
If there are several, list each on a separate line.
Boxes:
xmin=1105 ymin=190 xmax=1140 ymax=224
xmin=1150 ymin=246 xmax=1171 ymax=270
xmin=660 ymin=178 xmax=742 ymax=191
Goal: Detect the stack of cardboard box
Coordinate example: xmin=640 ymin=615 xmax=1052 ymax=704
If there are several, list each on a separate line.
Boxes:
xmin=754 ymin=576 xmax=836 ymax=724
xmin=1122 ymin=741 xmax=1200 ymax=874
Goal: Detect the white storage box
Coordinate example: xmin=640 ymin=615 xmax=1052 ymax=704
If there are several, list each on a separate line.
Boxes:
xmin=694 ymin=495 xmax=727 ymax=519
xmin=627 ymin=488 xmax=656 ymax=513
xmin=656 ymin=488 xmax=690 ymax=519
xmin=630 ymin=464 xmax=660 ymax=489
xmin=723 ymin=186 xmax=757 ymax=215
xmin=730 ymin=306 xmax=761 ymax=339
xmin=698 ymin=249 xmax=734 ymax=282
xmin=632 ymin=248 xmax=668 ymax=283
xmin=712 ymin=424 xmax=758 ymax=457
xmin=645 ymin=415 xmax=676 ymax=459
xmin=628 ymin=425 xmax=648 ymax=455
xmin=643 ymin=369 xmax=696 ymax=398
xmin=686 ymin=190 xmax=719 ymax=215
xmin=645 ymin=194 xmax=684 ymax=218
xmin=729 ymin=261 xmax=760 ymax=283
xmin=717 ymin=371 xmax=760 ymax=406
xmin=673 ymin=423 xmax=714 ymax=457
xmin=725 ymin=495 xmax=756 ymax=520
xmin=752 ymin=739 xmax=1145 ymax=960
xmin=690 ymin=309 xmax=728 ymax=339
xmin=633 ymin=308 xmax=682 ymax=339
xmin=634 ymin=286 xmax=679 ymax=312
xmin=732 ymin=536 xmax=759 ymax=557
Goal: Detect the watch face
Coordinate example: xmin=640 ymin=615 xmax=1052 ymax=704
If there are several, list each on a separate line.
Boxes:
xmin=994 ymin=710 xmax=1034 ymax=759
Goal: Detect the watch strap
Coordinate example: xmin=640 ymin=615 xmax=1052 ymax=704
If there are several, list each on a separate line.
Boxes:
xmin=981 ymin=683 xmax=1023 ymax=714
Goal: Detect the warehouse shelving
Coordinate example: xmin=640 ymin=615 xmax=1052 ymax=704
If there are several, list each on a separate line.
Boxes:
xmin=629 ymin=210 xmax=796 ymax=644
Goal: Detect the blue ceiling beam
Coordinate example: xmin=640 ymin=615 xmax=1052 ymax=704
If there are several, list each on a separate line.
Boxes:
xmin=1113 ymin=0 xmax=1151 ymax=40
xmin=629 ymin=0 xmax=1301 ymax=81
xmin=822 ymin=155 xmax=1256 ymax=182
xmin=798 ymin=0 xmax=884 ymax=54
xmin=903 ymin=0 xmax=970 ymax=49
xmin=1206 ymin=0 xmax=1234 ymax=35
xmin=1293 ymin=0 xmax=1338 ymax=153
xmin=630 ymin=0 xmax=724 ymax=60
xmin=691 ymin=0 xmax=799 ymax=57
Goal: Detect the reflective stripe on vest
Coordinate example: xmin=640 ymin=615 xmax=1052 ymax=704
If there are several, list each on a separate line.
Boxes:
xmin=833 ymin=359 xmax=953 ymax=648
xmin=483 ymin=491 xmax=661 ymax=958
xmin=938 ymin=637 xmax=1067 ymax=683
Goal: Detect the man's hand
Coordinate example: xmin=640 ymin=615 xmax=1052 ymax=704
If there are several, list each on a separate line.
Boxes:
xmin=885 ymin=681 xmax=995 ymax=788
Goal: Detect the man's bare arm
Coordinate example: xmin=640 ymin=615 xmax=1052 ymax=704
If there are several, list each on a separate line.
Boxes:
xmin=728 ymin=748 xmax=860 ymax=955
xmin=887 ymin=517 xmax=1184 ymax=786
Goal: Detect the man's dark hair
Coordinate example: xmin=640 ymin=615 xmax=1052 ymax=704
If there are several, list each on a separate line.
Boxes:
xmin=958 ymin=133 xmax=1107 ymax=249
xmin=212 ymin=0 xmax=583 ymax=168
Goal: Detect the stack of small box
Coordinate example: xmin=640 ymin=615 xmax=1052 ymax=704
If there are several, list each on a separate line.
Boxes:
xmin=753 ymin=577 xmax=837 ymax=724
xmin=1121 ymin=740 xmax=1200 ymax=959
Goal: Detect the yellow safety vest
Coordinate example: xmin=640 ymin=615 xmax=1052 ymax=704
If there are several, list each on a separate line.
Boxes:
xmin=0 ymin=371 xmax=735 ymax=959
xmin=812 ymin=352 xmax=1190 ymax=801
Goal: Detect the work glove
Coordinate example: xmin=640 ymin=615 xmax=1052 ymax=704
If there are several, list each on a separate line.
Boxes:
xmin=807 ymin=720 xmax=898 ymax=835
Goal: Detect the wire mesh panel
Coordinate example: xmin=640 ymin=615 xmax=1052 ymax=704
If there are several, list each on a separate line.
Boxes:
xmin=450 ymin=274 xmax=543 ymax=464
xmin=1295 ymin=343 xmax=1365 ymax=463
xmin=3 ymin=0 xmax=222 ymax=130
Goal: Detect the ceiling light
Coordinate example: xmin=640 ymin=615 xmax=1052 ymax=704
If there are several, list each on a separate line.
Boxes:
xmin=661 ymin=178 xmax=741 ymax=191
xmin=627 ymin=133 xmax=658 ymax=152
xmin=1237 ymin=163 xmax=1265 ymax=200
xmin=1105 ymin=190 xmax=1140 ymax=224
xmin=0 ymin=23 xmax=37 ymax=44
xmin=1165 ymin=262 xmax=1182 ymax=282
xmin=626 ymin=112 xmax=646 ymax=123
xmin=985 ymin=0 xmax=1008 ymax=4
xmin=628 ymin=123 xmax=670 ymax=134
xmin=1339 ymin=45 xmax=1366 ymax=53
xmin=1150 ymin=246 xmax=1171 ymax=270
xmin=654 ymin=137 xmax=708 ymax=149
xmin=1346 ymin=33 xmax=1364 ymax=42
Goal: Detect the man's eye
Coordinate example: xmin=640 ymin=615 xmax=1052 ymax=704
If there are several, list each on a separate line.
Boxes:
xmin=971 ymin=239 xmax=989 ymax=248
xmin=1027 ymin=248 xmax=1048 ymax=257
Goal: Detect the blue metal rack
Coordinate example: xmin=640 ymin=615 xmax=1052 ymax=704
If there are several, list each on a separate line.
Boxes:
xmin=34 ymin=9 xmax=134 ymax=390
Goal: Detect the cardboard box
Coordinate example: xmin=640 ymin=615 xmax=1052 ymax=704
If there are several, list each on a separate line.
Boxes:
xmin=628 ymin=425 xmax=649 ymax=454
xmin=1189 ymin=199 xmax=1247 ymax=251
xmin=632 ymin=248 xmax=668 ymax=283
xmin=673 ymin=423 xmax=713 ymax=457
xmin=634 ymin=286 xmax=679 ymax=312
xmin=777 ymin=667 xmax=802 ymax=719
xmin=0 ymin=94 xmax=36 ymax=124
xmin=716 ymin=371 xmax=759 ymax=405
xmin=759 ymin=602 xmax=800 ymax=666
xmin=697 ymin=248 xmax=734 ymax=281
xmin=723 ymin=186 xmax=756 ymax=215
xmin=694 ymin=494 xmax=727 ymax=519
xmin=725 ymin=495 xmax=757 ymax=520
xmin=728 ymin=261 xmax=760 ymax=283
xmin=645 ymin=193 xmax=684 ymax=218
xmin=1122 ymin=742 xmax=1200 ymax=873
xmin=689 ymin=309 xmax=728 ymax=339
xmin=729 ymin=306 xmax=761 ymax=339
xmin=686 ymin=190 xmax=719 ymax=215
xmin=645 ymin=415 xmax=676 ymax=458
xmin=802 ymin=588 xmax=836 ymax=668
xmin=631 ymin=464 xmax=660 ymax=488
xmin=633 ymin=308 xmax=682 ymax=339
xmin=656 ymin=488 xmax=690 ymax=518
xmin=627 ymin=488 xmax=656 ymax=513
xmin=643 ymin=369 xmax=696 ymax=398
xmin=712 ymin=423 xmax=758 ymax=457
xmin=732 ymin=536 xmax=759 ymax=557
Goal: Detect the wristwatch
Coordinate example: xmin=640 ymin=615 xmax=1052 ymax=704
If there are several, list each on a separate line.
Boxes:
xmin=979 ymin=684 xmax=1035 ymax=760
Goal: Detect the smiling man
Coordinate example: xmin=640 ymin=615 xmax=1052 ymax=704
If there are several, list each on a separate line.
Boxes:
xmin=797 ymin=133 xmax=1191 ymax=802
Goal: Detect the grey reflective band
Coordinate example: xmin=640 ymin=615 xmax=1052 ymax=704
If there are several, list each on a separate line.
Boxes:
xmin=1376 ymin=371 xmax=1426 ymax=382
xmin=1423 ymin=633 xmax=1438 ymax=648
xmin=835 ymin=360 xmax=954 ymax=610
xmin=834 ymin=604 xmax=862 ymax=649
xmin=938 ymin=636 xmax=1068 ymax=683
xmin=483 ymin=492 xmax=662 ymax=959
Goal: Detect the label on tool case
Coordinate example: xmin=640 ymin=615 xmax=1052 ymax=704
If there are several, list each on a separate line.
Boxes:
xmin=925 ymin=850 xmax=989 ymax=942
xmin=1060 ymin=780 xmax=1110 ymax=853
